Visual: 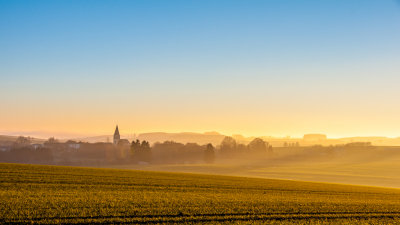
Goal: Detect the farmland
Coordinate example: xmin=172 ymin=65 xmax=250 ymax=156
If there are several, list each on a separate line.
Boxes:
xmin=2 ymin=163 xmax=400 ymax=224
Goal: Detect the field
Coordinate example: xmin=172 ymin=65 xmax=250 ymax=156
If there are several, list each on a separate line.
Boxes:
xmin=2 ymin=164 xmax=400 ymax=224
xmin=116 ymin=147 xmax=400 ymax=188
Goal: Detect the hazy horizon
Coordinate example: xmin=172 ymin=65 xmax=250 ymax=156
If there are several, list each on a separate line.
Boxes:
xmin=1 ymin=128 xmax=400 ymax=141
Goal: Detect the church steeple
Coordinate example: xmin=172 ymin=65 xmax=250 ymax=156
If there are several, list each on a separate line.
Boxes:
xmin=113 ymin=125 xmax=120 ymax=145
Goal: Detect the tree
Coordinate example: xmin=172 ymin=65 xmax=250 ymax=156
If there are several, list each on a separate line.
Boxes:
xmin=131 ymin=139 xmax=141 ymax=150
xmin=248 ymin=138 xmax=267 ymax=152
xmin=46 ymin=137 xmax=58 ymax=144
xmin=220 ymin=136 xmax=237 ymax=156
xmin=15 ymin=136 xmax=30 ymax=146
xmin=204 ymin=143 xmax=215 ymax=163
xmin=151 ymin=141 xmax=204 ymax=164
xmin=141 ymin=140 xmax=150 ymax=150
xmin=131 ymin=139 xmax=151 ymax=163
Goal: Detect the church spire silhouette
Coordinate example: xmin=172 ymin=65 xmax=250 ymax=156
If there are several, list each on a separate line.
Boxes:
xmin=113 ymin=125 xmax=120 ymax=145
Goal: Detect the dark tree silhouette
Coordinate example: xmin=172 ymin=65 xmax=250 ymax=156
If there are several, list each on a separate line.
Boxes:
xmin=220 ymin=136 xmax=237 ymax=156
xmin=204 ymin=143 xmax=215 ymax=163
xmin=46 ymin=137 xmax=58 ymax=144
xmin=248 ymin=138 xmax=268 ymax=152
xmin=15 ymin=136 xmax=31 ymax=146
xmin=131 ymin=139 xmax=151 ymax=163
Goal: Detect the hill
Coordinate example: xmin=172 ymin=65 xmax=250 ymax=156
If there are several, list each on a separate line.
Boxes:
xmin=67 ymin=131 xmax=227 ymax=145
xmin=137 ymin=132 xmax=226 ymax=145
xmin=1 ymin=163 xmax=400 ymax=224
xmin=0 ymin=135 xmax=45 ymax=144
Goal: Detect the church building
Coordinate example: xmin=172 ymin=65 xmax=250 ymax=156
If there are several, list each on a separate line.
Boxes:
xmin=113 ymin=125 xmax=120 ymax=145
xmin=113 ymin=125 xmax=131 ymax=160
xmin=113 ymin=125 xmax=130 ymax=146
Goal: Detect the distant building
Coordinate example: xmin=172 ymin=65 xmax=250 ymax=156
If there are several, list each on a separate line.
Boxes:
xmin=113 ymin=126 xmax=131 ymax=159
xmin=0 ymin=145 xmax=11 ymax=152
xmin=31 ymin=144 xmax=43 ymax=150
xmin=113 ymin=125 xmax=120 ymax=145
xmin=118 ymin=139 xmax=130 ymax=147
xmin=345 ymin=142 xmax=372 ymax=147
xmin=113 ymin=125 xmax=130 ymax=146
xmin=68 ymin=143 xmax=80 ymax=150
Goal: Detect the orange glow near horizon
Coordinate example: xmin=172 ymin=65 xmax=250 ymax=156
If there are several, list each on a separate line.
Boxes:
xmin=2 ymin=107 xmax=400 ymax=139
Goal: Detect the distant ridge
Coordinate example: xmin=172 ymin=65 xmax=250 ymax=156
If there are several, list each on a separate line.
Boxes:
xmin=69 ymin=132 xmax=227 ymax=145
xmin=137 ymin=132 xmax=225 ymax=145
xmin=0 ymin=135 xmax=45 ymax=144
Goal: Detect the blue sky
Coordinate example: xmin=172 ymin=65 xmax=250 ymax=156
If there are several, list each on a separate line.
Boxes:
xmin=1 ymin=0 xmax=400 ymax=138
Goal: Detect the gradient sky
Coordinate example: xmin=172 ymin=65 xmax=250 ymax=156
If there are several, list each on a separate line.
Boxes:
xmin=1 ymin=0 xmax=400 ymax=138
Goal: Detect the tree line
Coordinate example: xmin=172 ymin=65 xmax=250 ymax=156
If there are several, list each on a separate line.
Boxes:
xmin=131 ymin=136 xmax=273 ymax=163
xmin=0 ymin=136 xmax=273 ymax=165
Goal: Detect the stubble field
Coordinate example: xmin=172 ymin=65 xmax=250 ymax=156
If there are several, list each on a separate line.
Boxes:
xmin=1 ymin=163 xmax=400 ymax=224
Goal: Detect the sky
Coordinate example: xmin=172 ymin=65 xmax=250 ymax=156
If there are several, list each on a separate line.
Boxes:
xmin=1 ymin=0 xmax=400 ymax=139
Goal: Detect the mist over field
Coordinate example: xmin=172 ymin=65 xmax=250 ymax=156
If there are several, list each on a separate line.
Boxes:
xmin=115 ymin=145 xmax=400 ymax=188
xmin=3 ymin=133 xmax=400 ymax=188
